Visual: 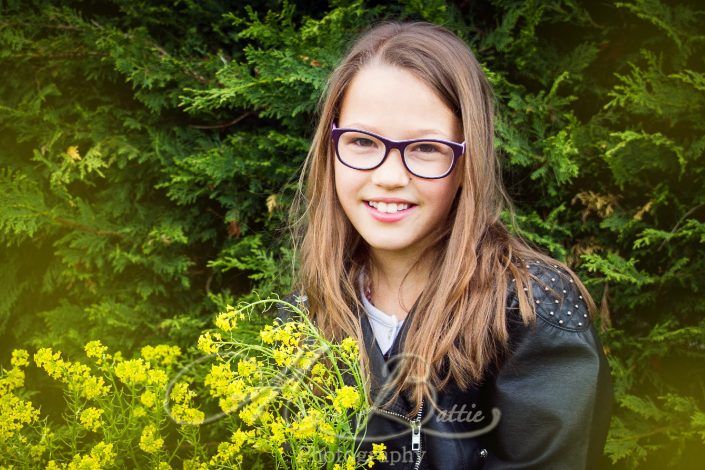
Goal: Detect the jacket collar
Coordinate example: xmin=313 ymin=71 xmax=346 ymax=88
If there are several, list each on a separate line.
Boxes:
xmin=359 ymin=295 xmax=422 ymax=411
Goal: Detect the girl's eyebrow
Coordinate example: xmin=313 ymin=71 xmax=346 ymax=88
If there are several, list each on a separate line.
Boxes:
xmin=342 ymin=122 xmax=451 ymax=139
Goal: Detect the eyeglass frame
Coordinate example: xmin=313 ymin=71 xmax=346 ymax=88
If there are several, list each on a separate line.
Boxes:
xmin=331 ymin=123 xmax=466 ymax=179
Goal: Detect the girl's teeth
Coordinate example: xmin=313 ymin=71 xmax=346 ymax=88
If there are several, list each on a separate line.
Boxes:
xmin=367 ymin=201 xmax=411 ymax=213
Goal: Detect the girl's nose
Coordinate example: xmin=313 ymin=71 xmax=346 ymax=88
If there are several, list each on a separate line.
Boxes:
xmin=370 ymin=149 xmax=410 ymax=187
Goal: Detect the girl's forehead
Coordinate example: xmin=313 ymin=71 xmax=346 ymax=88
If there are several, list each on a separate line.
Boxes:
xmin=339 ymin=64 xmax=461 ymax=139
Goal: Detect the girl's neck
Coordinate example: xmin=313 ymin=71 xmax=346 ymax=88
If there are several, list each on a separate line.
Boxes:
xmin=365 ymin=248 xmax=432 ymax=321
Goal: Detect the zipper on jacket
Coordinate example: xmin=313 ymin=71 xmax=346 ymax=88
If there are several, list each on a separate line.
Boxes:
xmin=373 ymin=399 xmax=425 ymax=469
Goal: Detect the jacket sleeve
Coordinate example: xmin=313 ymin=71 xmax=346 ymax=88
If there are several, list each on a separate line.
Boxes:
xmin=482 ymin=265 xmax=613 ymax=470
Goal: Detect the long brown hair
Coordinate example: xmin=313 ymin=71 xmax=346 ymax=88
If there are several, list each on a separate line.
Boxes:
xmin=288 ymin=21 xmax=595 ymax=416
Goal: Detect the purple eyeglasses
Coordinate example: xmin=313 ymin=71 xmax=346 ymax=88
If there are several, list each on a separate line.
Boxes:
xmin=331 ymin=123 xmax=465 ymax=179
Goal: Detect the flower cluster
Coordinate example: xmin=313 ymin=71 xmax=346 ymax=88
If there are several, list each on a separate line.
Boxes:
xmin=204 ymin=362 xmax=246 ymax=414
xmin=79 ymin=407 xmax=104 ymax=432
xmin=331 ymin=385 xmax=362 ymax=413
xmin=1 ymin=350 xmax=40 ymax=441
xmin=34 ymin=348 xmax=110 ymax=400
xmin=84 ymin=340 xmax=109 ymax=363
xmin=213 ymin=305 xmax=244 ymax=332
xmin=0 ymin=298 xmax=383 ymax=469
xmin=169 ymin=382 xmax=205 ymax=425
xmin=141 ymin=344 xmax=182 ymax=367
xmin=197 ymin=331 xmax=222 ymax=355
xmin=2 ymin=340 xmax=184 ymax=467
xmin=198 ymin=297 xmax=377 ymax=468
xmin=48 ymin=441 xmax=116 ymax=470
xmin=207 ymin=428 xmax=255 ymax=466
xmin=139 ymin=424 xmax=164 ymax=454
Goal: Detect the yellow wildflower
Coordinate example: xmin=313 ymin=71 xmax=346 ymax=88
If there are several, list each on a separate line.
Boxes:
xmin=169 ymin=382 xmax=204 ymax=425
xmin=210 ymin=442 xmax=240 ymax=464
xmin=1 ymin=367 xmax=25 ymax=390
xmin=340 ymin=337 xmax=359 ymax=360
xmin=204 ymin=362 xmax=234 ymax=395
xmin=197 ymin=331 xmax=222 ymax=354
xmin=237 ymin=357 xmax=258 ymax=378
xmin=249 ymin=431 xmax=269 ymax=453
xmin=140 ymin=344 xmax=181 ymax=367
xmin=10 ymin=349 xmax=29 ymax=368
xmin=331 ymin=386 xmax=361 ymax=412
xmin=372 ymin=443 xmax=387 ymax=463
xmin=319 ymin=422 xmax=336 ymax=445
xmin=34 ymin=348 xmax=109 ymax=400
xmin=269 ymin=417 xmax=287 ymax=446
xmin=114 ymin=358 xmax=150 ymax=386
xmin=79 ymin=407 xmax=104 ymax=432
xmin=84 ymin=340 xmax=108 ymax=361
xmin=272 ymin=347 xmax=293 ymax=367
xmin=238 ymin=403 xmax=258 ymax=426
xmin=281 ymin=379 xmax=301 ymax=401
xmin=147 ymin=369 xmax=168 ymax=388
xmin=291 ymin=409 xmax=319 ymax=438
xmin=231 ymin=429 xmax=255 ymax=450
xmin=139 ymin=424 xmax=164 ymax=454
xmin=334 ymin=455 xmax=356 ymax=470
xmin=259 ymin=324 xmax=275 ymax=344
xmin=209 ymin=428 xmax=253 ymax=464
xmin=0 ymin=389 xmax=39 ymax=440
xmin=238 ymin=388 xmax=276 ymax=426
xmin=291 ymin=409 xmax=336 ymax=445
xmin=170 ymin=382 xmax=193 ymax=403
xmin=311 ymin=363 xmax=326 ymax=377
xmin=274 ymin=322 xmax=301 ymax=347
xmin=79 ymin=373 xmax=111 ymax=401
xmin=295 ymin=350 xmax=318 ymax=370
xmin=67 ymin=441 xmax=115 ymax=469
xmin=140 ymin=390 xmax=157 ymax=408
xmin=182 ymin=458 xmax=208 ymax=470
xmin=34 ymin=348 xmax=64 ymax=380
xmin=217 ymin=380 xmax=247 ymax=414
xmin=205 ymin=362 xmax=249 ymax=412
xmin=171 ymin=403 xmax=205 ymax=425
xmin=30 ymin=442 xmax=46 ymax=459
xmin=214 ymin=308 xmax=238 ymax=332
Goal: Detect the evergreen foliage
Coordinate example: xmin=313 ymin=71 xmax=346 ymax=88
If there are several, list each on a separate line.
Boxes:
xmin=1 ymin=0 xmax=703 ymax=467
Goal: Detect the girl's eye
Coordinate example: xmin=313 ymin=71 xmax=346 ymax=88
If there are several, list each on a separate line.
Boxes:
xmin=351 ymin=138 xmax=376 ymax=148
xmin=411 ymin=143 xmax=441 ymax=153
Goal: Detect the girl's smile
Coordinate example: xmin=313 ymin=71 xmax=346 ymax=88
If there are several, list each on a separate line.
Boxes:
xmin=364 ymin=199 xmax=417 ymax=222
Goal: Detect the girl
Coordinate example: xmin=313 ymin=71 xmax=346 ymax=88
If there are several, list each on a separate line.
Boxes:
xmin=285 ymin=21 xmax=612 ymax=469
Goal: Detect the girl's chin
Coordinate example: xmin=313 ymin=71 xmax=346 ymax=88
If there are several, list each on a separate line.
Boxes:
xmin=359 ymin=234 xmax=417 ymax=252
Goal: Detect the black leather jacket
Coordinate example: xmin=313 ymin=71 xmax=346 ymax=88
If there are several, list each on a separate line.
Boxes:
xmin=281 ymin=262 xmax=613 ymax=469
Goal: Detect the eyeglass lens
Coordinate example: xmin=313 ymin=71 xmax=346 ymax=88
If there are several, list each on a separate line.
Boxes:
xmin=337 ymin=131 xmax=454 ymax=178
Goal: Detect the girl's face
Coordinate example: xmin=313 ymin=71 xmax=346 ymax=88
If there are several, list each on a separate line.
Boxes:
xmin=334 ymin=63 xmax=464 ymax=260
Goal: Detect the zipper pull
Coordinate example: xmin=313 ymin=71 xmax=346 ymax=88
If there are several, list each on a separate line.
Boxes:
xmin=411 ymin=420 xmax=421 ymax=451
